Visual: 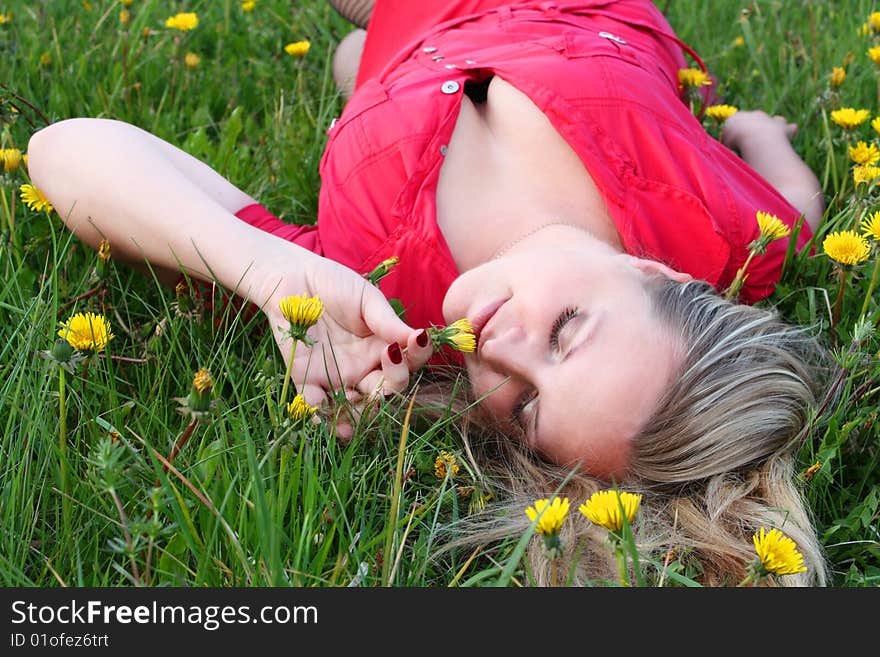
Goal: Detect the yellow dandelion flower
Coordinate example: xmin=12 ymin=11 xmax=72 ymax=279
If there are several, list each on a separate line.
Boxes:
xmin=752 ymin=527 xmax=807 ymax=576
xmin=870 ymin=11 xmax=880 ymax=33
xmin=242 ymin=0 xmax=256 ymax=11
xmin=578 ymin=489 xmax=642 ymax=533
xmin=0 ymin=12 xmax=12 ymax=24
xmin=755 ymin=210 xmax=791 ymax=243
xmin=823 ymin=230 xmax=871 ymax=266
xmin=120 ymin=9 xmax=130 ymax=25
xmin=803 ymin=461 xmax=822 ymax=481
xmin=830 ymin=66 xmax=846 ymax=87
xmin=428 ymin=319 xmax=476 ymax=352
xmin=120 ymin=0 xmax=133 ymax=6
xmin=19 ymin=184 xmax=53 ymax=212
xmin=284 ymin=40 xmax=310 ymax=57
xmin=677 ymin=67 xmax=711 ymax=89
xmin=859 ymin=22 xmax=870 ymax=37
xmin=192 ymin=368 xmax=214 ymax=394
xmin=279 ymin=293 xmax=323 ymax=332
xmin=434 ymin=450 xmax=460 ymax=480
xmin=447 ymin=318 xmax=476 ymax=353
xmin=849 ymin=141 xmax=880 ymax=165
xmin=1 ymin=147 xmax=22 ymax=173
xmin=98 ymin=238 xmax=111 ymax=262
xmin=733 ymin=36 xmax=744 ymax=47
xmin=705 ymin=104 xmax=738 ymax=122
xmin=869 ymin=46 xmax=880 ymax=65
xmin=184 ymin=52 xmax=201 ymax=68
xmin=831 ymin=107 xmax=871 ymax=130
xmin=861 ymin=211 xmax=880 ymax=241
xmin=165 ymin=12 xmax=198 ymax=31
xmin=57 ymin=312 xmax=114 ymax=351
xmin=525 ymin=497 xmax=570 ymax=537
xmin=286 ymin=394 xmax=317 ymax=423
xmin=872 ymin=117 xmax=880 ymax=137
xmin=853 ymin=164 xmax=880 ymax=186
xmin=39 ymin=51 xmax=51 ymax=66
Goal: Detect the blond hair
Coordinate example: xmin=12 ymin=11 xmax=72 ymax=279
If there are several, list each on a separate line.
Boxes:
xmin=425 ymin=278 xmax=835 ymax=586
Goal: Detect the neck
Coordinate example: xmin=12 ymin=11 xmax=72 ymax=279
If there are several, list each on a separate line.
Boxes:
xmin=491 ymin=220 xmax=586 ymax=260
xmin=500 ymin=221 xmax=623 ymax=258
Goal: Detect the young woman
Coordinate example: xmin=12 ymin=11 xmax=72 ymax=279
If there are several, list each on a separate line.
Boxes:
xmin=27 ymin=0 xmax=831 ymax=585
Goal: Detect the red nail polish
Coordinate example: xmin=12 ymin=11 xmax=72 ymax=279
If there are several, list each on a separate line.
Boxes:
xmin=416 ymin=329 xmax=428 ymax=348
xmin=388 ymin=343 xmax=402 ymax=364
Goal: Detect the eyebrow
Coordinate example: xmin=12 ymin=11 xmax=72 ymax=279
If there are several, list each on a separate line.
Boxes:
xmin=532 ymin=312 xmax=602 ymax=442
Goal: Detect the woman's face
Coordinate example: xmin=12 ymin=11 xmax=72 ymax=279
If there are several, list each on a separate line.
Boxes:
xmin=442 ymin=227 xmax=685 ymax=480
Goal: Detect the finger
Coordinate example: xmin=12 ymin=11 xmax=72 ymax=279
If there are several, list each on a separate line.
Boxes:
xmin=360 ymin=282 xmax=422 ymax=347
xmin=300 ymin=383 xmax=329 ymax=411
xmin=785 ymin=122 xmax=798 ymax=138
xmin=356 ymin=370 xmax=387 ymax=399
xmin=383 ymin=340 xmax=412 ymax=386
xmin=403 ymin=328 xmax=434 ymax=371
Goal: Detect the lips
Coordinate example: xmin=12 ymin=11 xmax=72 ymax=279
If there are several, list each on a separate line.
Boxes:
xmin=470 ymin=298 xmax=508 ymax=343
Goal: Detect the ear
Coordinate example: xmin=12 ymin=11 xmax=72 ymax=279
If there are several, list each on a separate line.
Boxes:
xmin=624 ymin=255 xmax=694 ymax=283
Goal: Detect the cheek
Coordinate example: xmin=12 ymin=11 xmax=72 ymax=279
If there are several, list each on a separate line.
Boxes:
xmin=537 ymin=436 xmax=632 ymax=481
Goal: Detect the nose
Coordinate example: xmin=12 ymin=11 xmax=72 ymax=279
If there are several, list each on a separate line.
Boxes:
xmin=479 ymin=324 xmax=538 ymax=381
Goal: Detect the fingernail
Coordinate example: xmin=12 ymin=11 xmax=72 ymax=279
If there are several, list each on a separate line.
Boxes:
xmin=388 ymin=342 xmax=402 ymax=364
xmin=416 ymin=329 xmax=428 ymax=348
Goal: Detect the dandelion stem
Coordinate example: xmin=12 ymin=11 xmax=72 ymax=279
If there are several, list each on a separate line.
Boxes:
xmin=58 ymin=367 xmax=69 ymax=536
xmin=725 ymin=250 xmax=757 ymax=300
xmin=831 ymin=267 xmax=849 ymax=340
xmin=615 ymin=545 xmax=629 ymax=587
xmin=278 ymin=339 xmax=298 ymax=413
xmin=860 ymin=255 xmax=880 ymax=318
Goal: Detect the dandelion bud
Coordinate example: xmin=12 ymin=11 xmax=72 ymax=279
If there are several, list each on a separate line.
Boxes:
xmin=0 ymin=148 xmax=22 ymax=173
xmin=177 ymin=367 xmax=218 ymax=418
xmin=50 ymin=337 xmax=75 ymax=363
xmin=364 ymin=256 xmax=400 ymax=286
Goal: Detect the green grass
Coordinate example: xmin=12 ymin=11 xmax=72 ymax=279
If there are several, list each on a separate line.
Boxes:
xmin=1 ymin=0 xmax=878 ymax=587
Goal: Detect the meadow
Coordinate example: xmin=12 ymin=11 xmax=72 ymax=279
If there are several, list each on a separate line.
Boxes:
xmin=1 ymin=0 xmax=878 ymax=587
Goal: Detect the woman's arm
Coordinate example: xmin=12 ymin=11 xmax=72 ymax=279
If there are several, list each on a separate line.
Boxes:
xmin=720 ymin=110 xmax=825 ymax=234
xmin=26 ymin=118 xmax=433 ymax=428
xmin=27 ymin=118 xmax=285 ymax=296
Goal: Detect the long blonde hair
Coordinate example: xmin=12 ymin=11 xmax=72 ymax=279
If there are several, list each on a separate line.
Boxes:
xmin=425 ymin=278 xmax=836 ymax=586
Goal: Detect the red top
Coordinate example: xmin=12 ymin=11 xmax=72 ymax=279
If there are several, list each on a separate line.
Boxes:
xmin=237 ymin=0 xmax=812 ymax=339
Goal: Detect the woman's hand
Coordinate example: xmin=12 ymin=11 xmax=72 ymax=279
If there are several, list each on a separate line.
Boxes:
xmin=720 ymin=109 xmax=797 ymax=153
xmin=720 ymin=109 xmax=824 ymax=233
xmin=259 ymin=252 xmax=434 ymax=438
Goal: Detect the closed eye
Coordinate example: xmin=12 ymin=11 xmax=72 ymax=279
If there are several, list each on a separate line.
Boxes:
xmin=513 ymin=306 xmax=579 ymax=432
xmin=550 ymin=306 xmax=578 ymax=351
